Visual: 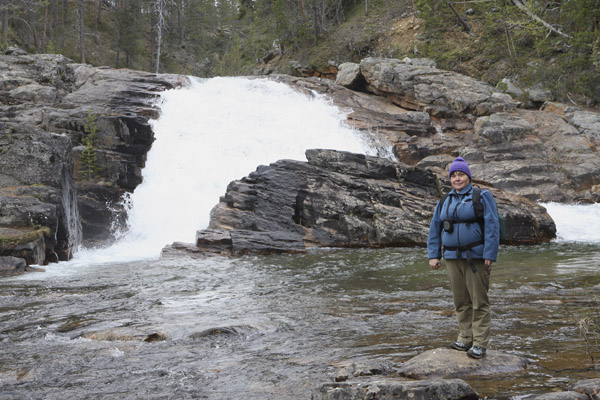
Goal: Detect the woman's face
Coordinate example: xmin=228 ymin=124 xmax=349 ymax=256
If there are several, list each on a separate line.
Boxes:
xmin=450 ymin=171 xmax=470 ymax=191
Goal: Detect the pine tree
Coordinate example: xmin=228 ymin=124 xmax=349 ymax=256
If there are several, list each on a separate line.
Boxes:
xmin=80 ymin=110 xmax=101 ymax=181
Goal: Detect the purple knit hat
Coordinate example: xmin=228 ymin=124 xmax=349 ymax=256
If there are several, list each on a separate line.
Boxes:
xmin=449 ymin=157 xmax=472 ymax=179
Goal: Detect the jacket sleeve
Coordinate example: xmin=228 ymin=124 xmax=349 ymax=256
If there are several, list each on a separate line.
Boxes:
xmin=427 ymin=200 xmax=443 ymax=259
xmin=480 ymin=190 xmax=500 ymax=261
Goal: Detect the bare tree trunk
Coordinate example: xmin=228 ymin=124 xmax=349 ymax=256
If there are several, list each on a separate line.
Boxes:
xmin=79 ymin=0 xmax=86 ymax=63
xmin=95 ymin=0 xmax=100 ymax=39
xmin=62 ymin=0 xmax=68 ymax=48
xmin=27 ymin=5 xmax=40 ymax=49
xmin=1 ymin=0 xmax=7 ymax=46
xmin=42 ymin=2 xmax=49 ymax=49
xmin=298 ymin=0 xmax=308 ymax=21
xmin=447 ymin=2 xmax=472 ymax=35
xmin=511 ymin=0 xmax=571 ymax=38
xmin=154 ymin=0 xmax=166 ymax=74
xmin=149 ymin=10 xmax=155 ymax=71
xmin=52 ymin=0 xmax=59 ymax=37
xmin=176 ymin=0 xmax=183 ymax=44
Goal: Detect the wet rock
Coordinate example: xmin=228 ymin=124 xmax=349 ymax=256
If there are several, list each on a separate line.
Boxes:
xmin=569 ymin=378 xmax=600 ymax=399
xmin=0 ymin=256 xmax=26 ymax=275
xmin=269 ymin=74 xmax=435 ymax=151
xmin=0 ymin=368 xmax=36 ymax=384
xmin=81 ymin=328 xmax=168 ymax=342
xmin=529 ymin=392 xmax=588 ymax=400
xmin=333 ymin=361 xmax=395 ymax=382
xmin=75 ymin=181 xmax=126 ymax=246
xmin=0 ymin=50 xmax=188 ymax=253
xmin=0 ymin=123 xmax=80 ymax=263
xmin=170 ymin=149 xmax=555 ymax=256
xmin=396 ymin=348 xmax=530 ymax=379
xmin=161 ymin=241 xmax=209 ymax=258
xmin=190 ymin=327 xmax=240 ymax=338
xmin=313 ymin=378 xmax=479 ymax=400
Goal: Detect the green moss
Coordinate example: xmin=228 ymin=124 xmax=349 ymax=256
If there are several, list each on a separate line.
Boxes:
xmin=0 ymin=227 xmax=50 ymax=249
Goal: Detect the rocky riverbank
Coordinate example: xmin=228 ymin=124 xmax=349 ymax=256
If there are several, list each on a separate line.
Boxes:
xmin=3 ymin=48 xmax=600 ymax=269
xmin=163 ymin=149 xmax=555 ymax=257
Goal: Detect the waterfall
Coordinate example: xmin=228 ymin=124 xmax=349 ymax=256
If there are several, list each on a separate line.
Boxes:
xmin=72 ymin=77 xmax=375 ymax=264
xmin=66 ymin=77 xmax=599 ymax=266
xmin=542 ymin=202 xmax=600 ymax=243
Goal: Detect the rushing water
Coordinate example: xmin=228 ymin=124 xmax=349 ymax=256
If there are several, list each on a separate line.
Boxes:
xmin=1 ymin=78 xmax=599 ymax=400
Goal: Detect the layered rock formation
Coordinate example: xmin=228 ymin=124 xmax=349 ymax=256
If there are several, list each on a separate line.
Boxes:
xmin=5 ymin=49 xmax=600 ymax=267
xmin=268 ymin=58 xmax=600 ymax=203
xmin=335 ymin=58 xmax=600 ymax=202
xmin=162 ymin=149 xmax=555 ymax=257
xmin=0 ymin=49 xmax=187 ymax=269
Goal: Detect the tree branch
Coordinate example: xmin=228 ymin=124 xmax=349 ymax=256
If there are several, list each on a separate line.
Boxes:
xmin=511 ymin=0 xmax=571 ymax=38
xmin=447 ymin=2 xmax=473 ymax=36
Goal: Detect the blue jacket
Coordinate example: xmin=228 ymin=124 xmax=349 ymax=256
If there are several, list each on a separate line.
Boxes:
xmin=427 ymin=184 xmax=500 ymax=261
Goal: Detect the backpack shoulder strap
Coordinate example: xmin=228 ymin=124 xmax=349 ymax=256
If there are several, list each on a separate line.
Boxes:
xmin=472 ymin=186 xmax=484 ymax=219
xmin=439 ymin=193 xmax=449 ymax=212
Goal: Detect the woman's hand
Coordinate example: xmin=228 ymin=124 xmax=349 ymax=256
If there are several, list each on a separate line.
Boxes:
xmin=429 ymin=258 xmax=441 ymax=270
xmin=485 ymin=259 xmax=493 ymax=274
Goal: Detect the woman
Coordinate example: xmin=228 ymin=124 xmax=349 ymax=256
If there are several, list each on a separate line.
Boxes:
xmin=427 ymin=156 xmax=500 ymax=359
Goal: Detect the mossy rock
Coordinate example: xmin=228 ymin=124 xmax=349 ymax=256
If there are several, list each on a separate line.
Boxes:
xmin=0 ymin=226 xmax=50 ymax=249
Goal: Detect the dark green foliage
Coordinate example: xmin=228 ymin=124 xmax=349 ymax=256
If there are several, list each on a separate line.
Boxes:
xmin=2 ymin=0 xmax=600 ymax=106
xmin=415 ymin=0 xmax=600 ymax=106
xmin=80 ymin=110 xmax=101 ymax=181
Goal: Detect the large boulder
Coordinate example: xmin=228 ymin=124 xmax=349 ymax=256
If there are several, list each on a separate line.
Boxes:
xmin=358 ymin=57 xmax=520 ymax=118
xmin=164 ymin=149 xmax=555 ymax=256
xmin=0 ymin=50 xmax=188 ymax=262
xmin=325 ymin=60 xmax=600 ymax=203
xmin=313 ymin=378 xmax=479 ymax=400
xmin=396 ymin=348 xmax=529 ymax=379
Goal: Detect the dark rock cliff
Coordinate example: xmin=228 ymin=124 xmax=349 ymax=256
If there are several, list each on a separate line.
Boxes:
xmin=163 ymin=149 xmax=555 ymax=257
xmin=6 ymin=49 xmax=600 ymax=266
xmin=0 ymin=50 xmax=187 ymax=268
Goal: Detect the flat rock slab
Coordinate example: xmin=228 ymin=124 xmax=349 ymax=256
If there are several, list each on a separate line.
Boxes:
xmin=529 ymin=392 xmax=588 ymax=400
xmin=313 ymin=378 xmax=479 ymax=400
xmin=568 ymin=378 xmax=600 ymax=398
xmin=397 ymin=348 xmax=530 ymax=379
xmin=80 ymin=328 xmax=167 ymax=342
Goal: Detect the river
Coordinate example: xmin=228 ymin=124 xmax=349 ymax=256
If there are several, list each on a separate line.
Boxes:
xmin=1 ymin=78 xmax=599 ymax=399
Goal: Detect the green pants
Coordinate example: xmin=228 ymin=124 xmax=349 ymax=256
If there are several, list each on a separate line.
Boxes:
xmin=446 ymin=258 xmax=490 ymax=348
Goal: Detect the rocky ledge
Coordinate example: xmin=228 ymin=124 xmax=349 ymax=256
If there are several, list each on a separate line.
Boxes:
xmin=313 ymin=353 xmax=600 ymax=400
xmin=273 ymin=57 xmax=600 ymax=203
xmin=162 ymin=149 xmax=555 ymax=257
xmin=0 ymin=48 xmax=187 ymax=269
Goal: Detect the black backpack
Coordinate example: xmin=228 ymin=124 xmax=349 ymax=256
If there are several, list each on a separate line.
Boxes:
xmin=439 ymin=187 xmax=506 ymax=242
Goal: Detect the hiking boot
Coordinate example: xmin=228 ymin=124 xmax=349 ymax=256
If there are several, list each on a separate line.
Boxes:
xmin=467 ymin=345 xmax=486 ymax=359
xmin=450 ymin=342 xmax=471 ymax=351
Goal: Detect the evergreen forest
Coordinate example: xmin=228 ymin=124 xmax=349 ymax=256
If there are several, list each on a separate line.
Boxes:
xmin=2 ymin=0 xmax=600 ymax=107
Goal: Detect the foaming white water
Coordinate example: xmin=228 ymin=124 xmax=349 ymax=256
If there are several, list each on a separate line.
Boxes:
xmin=69 ymin=77 xmax=374 ymax=264
xmin=542 ymin=202 xmax=600 ymax=243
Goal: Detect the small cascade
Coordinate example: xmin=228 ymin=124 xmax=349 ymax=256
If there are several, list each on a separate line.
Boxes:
xmin=542 ymin=202 xmax=600 ymax=243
